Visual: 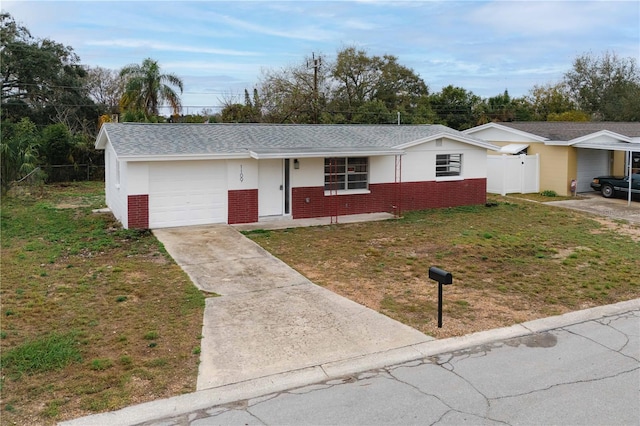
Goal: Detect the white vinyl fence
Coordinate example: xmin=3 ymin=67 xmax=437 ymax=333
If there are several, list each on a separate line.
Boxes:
xmin=487 ymin=154 xmax=540 ymax=196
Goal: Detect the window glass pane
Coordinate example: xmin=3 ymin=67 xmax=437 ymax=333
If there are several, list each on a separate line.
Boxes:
xmin=348 ymin=181 xmax=368 ymax=189
xmin=325 ymin=157 xmax=368 ymax=190
xmin=436 ymin=154 xmax=462 ymax=177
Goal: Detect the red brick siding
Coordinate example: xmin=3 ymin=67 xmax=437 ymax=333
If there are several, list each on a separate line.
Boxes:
xmin=292 ymin=178 xmax=486 ymax=219
xmin=228 ymin=189 xmax=258 ymax=224
xmin=127 ymin=194 xmax=149 ymax=229
xmin=401 ymin=179 xmax=487 ymax=210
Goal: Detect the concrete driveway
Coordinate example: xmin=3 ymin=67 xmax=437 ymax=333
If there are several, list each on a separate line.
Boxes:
xmin=153 ymin=225 xmax=433 ymax=391
xmin=543 ymin=192 xmax=640 ymax=224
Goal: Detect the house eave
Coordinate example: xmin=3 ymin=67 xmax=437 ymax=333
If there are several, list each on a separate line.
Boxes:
xmin=463 ymin=122 xmax=549 ymax=142
xmin=568 ymin=130 xmax=632 ymax=145
xmin=572 ymin=141 xmax=640 ymax=152
xmin=395 ymin=132 xmax=501 ymax=151
xmin=95 ymin=126 xmax=109 ymax=149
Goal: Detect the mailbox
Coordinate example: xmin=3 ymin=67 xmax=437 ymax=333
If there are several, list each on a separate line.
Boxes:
xmin=429 ymin=266 xmax=452 ymax=285
xmin=429 ymin=266 xmax=453 ymax=328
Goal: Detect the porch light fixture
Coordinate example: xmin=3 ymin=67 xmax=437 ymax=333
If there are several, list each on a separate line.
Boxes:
xmin=294 ymin=159 xmax=300 ymax=169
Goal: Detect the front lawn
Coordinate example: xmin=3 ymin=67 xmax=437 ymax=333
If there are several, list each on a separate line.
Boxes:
xmin=2 ymin=183 xmax=638 ymax=424
xmin=245 ymin=197 xmax=640 ymax=339
xmin=1 ymin=182 xmax=206 ymax=425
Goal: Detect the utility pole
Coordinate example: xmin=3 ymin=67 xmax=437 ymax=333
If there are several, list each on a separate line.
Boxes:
xmin=307 ymin=53 xmax=321 ymax=124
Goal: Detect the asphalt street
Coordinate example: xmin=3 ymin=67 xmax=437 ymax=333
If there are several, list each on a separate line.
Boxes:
xmin=62 ymin=299 xmax=639 ymax=426
xmin=142 ymin=303 xmax=640 ymax=426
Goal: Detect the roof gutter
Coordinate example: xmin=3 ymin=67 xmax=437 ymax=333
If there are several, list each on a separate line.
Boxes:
xmin=116 ymin=152 xmax=253 ymax=162
xmin=248 ymin=149 xmax=405 ymax=159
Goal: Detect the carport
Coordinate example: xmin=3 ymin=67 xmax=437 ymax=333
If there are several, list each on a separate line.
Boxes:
xmin=569 ymin=136 xmax=639 ymax=205
xmin=466 ymin=122 xmax=640 ymax=198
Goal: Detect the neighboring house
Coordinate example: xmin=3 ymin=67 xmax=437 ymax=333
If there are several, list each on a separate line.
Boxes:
xmin=95 ymin=123 xmax=499 ymax=229
xmin=465 ymin=122 xmax=640 ymax=195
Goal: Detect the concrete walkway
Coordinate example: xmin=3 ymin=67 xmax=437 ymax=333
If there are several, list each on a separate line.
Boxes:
xmin=60 ymin=299 xmax=640 ymax=425
xmin=151 ymin=221 xmax=432 ymax=390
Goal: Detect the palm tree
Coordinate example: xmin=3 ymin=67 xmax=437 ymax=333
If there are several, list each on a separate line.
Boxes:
xmin=119 ymin=58 xmax=184 ymax=117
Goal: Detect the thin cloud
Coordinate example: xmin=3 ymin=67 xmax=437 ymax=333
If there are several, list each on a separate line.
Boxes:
xmin=342 ymin=18 xmax=378 ymax=31
xmin=86 ymin=39 xmax=261 ymax=57
xmin=163 ymin=61 xmax=262 ymax=73
xmin=468 ymin=1 xmax=631 ymax=36
xmin=209 ymin=12 xmax=337 ymax=41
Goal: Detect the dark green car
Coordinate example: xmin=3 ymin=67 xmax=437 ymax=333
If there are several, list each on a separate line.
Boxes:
xmin=590 ymin=174 xmax=640 ymax=198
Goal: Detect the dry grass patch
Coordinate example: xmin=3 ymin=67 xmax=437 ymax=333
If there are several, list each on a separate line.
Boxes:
xmin=245 ymin=197 xmax=639 ymax=339
xmin=1 ymin=182 xmax=208 ymax=425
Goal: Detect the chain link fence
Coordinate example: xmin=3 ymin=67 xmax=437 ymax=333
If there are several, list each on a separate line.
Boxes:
xmin=40 ymin=164 xmax=105 ymax=182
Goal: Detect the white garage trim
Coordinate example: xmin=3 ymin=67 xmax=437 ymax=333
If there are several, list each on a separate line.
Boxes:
xmin=148 ymin=161 xmax=227 ymax=228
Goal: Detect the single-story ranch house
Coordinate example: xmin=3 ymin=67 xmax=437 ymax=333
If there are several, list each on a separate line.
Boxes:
xmin=464 ymin=122 xmax=640 ymax=195
xmin=95 ymin=123 xmax=499 ymax=229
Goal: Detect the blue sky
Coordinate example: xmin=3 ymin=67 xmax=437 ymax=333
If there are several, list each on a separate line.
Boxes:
xmin=3 ymin=0 xmax=639 ymax=115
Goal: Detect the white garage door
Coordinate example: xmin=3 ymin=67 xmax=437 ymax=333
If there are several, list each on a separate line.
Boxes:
xmin=577 ymin=149 xmax=609 ymax=193
xmin=149 ymin=161 xmax=227 ymax=228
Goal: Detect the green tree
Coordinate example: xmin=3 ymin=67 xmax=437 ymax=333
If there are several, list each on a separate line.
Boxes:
xmin=352 ymin=100 xmax=394 ymax=124
xmin=252 ymin=48 xmax=432 ymax=124
xmin=547 ymin=110 xmax=590 ymax=121
xmin=429 ymin=85 xmax=481 ymax=130
xmin=1 ymin=13 xmax=99 ymax=133
xmin=564 ymin=51 xmax=640 ymax=121
xmin=220 ymin=89 xmax=262 ymax=123
xmin=475 ymin=90 xmax=516 ymax=124
xmin=220 ymin=104 xmax=252 ymax=123
xmin=526 ymin=83 xmax=576 ymax=121
xmin=329 ymin=47 xmax=432 ymax=124
xmin=331 ymin=47 xmax=381 ymax=117
xmin=119 ymin=58 xmax=184 ymax=118
xmin=41 ymin=123 xmax=73 ymax=166
xmin=375 ymin=54 xmax=433 ymax=124
xmin=0 ymin=118 xmax=41 ymax=193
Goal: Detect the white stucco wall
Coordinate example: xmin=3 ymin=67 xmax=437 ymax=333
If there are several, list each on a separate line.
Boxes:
xmin=402 ymin=138 xmax=487 ymax=182
xmin=104 ymin=144 xmax=127 ymax=227
xmin=290 ymin=157 xmax=324 ymax=187
xmin=227 ymin=159 xmax=258 ymax=190
xmin=369 ymin=156 xmax=397 ymax=184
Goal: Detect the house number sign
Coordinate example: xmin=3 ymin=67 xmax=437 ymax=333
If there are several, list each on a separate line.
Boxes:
xmin=240 ymin=165 xmax=244 ymax=182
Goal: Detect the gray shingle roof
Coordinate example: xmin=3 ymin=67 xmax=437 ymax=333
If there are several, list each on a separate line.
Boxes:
xmin=497 ymin=122 xmax=640 ymax=140
xmin=97 ymin=123 xmax=495 ymax=158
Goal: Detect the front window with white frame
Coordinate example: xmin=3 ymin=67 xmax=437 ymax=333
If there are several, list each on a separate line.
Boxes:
xmin=436 ymin=154 xmax=462 ymax=177
xmin=324 ymin=157 xmax=369 ymax=191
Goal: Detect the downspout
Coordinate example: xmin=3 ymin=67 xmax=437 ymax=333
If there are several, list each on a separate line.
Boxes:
xmin=628 ymin=150 xmax=633 ymax=206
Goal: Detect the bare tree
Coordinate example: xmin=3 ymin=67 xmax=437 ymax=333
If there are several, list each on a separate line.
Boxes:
xmin=85 ymin=66 xmax=124 ymax=114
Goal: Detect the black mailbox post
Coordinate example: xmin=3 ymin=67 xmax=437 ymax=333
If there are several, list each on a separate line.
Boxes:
xmin=429 ymin=266 xmax=453 ymax=328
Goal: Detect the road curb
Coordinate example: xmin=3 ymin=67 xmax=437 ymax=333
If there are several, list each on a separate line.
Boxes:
xmin=58 ymin=298 xmax=640 ymax=426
